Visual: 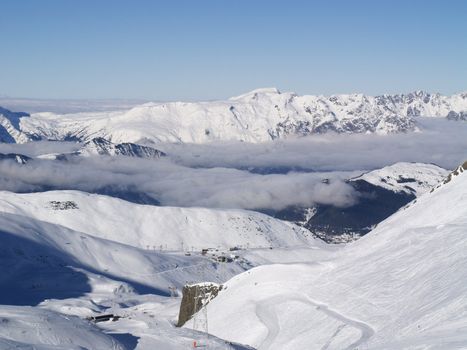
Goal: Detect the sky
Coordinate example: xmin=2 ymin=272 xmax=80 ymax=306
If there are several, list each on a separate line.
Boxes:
xmin=1 ymin=0 xmax=466 ymax=100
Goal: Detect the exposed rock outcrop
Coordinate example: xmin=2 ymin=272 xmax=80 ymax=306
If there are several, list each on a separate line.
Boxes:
xmin=176 ymin=282 xmax=222 ymax=327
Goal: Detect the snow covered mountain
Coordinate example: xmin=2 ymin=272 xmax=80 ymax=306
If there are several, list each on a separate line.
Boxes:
xmin=1 ymin=89 xmax=466 ymax=144
xmin=78 ymin=137 xmax=166 ymax=158
xmin=54 ymin=137 xmax=166 ymax=159
xmin=0 ymin=188 xmax=320 ymax=349
xmin=196 ymin=161 xmax=467 ymax=349
xmin=0 ymin=190 xmax=315 ymax=251
xmin=0 ymin=107 xmax=31 ymax=143
xmin=273 ymin=162 xmax=449 ymax=242
xmin=352 ymin=162 xmax=449 ymax=196
xmin=0 ymin=208 xmax=249 ymax=349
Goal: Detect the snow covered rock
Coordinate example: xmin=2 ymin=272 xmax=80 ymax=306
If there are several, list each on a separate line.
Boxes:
xmin=78 ymin=137 xmax=166 ymax=158
xmin=0 ymin=107 xmax=32 ymax=143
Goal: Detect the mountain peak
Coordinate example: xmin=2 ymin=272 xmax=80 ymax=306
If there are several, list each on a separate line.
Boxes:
xmin=230 ymin=87 xmax=281 ymax=100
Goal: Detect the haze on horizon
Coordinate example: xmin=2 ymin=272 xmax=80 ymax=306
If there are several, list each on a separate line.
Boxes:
xmin=1 ymin=0 xmax=466 ymax=101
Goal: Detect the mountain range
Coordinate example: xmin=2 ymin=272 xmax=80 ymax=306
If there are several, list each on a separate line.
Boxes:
xmin=0 ymin=89 xmax=466 ymax=349
xmin=0 ymin=89 xmax=466 ymax=144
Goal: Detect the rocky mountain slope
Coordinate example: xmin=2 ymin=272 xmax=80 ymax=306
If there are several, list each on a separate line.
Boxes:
xmin=0 ymin=107 xmax=31 ymax=143
xmin=0 ymin=89 xmax=466 ymax=144
xmin=78 ymin=137 xmax=166 ymax=158
xmin=50 ymin=137 xmax=167 ymax=160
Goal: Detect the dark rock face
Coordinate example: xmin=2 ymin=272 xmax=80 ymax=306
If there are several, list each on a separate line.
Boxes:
xmin=176 ymin=283 xmax=222 ymax=327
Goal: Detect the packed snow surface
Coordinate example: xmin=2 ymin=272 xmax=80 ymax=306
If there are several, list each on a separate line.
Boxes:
xmin=195 ymin=165 xmax=467 ymax=349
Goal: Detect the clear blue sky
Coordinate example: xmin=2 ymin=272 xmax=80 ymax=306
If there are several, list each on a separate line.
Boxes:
xmin=1 ymin=0 xmax=466 ymax=100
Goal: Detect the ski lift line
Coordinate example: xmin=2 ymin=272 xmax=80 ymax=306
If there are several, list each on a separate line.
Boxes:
xmin=106 ymin=261 xmax=212 ymax=278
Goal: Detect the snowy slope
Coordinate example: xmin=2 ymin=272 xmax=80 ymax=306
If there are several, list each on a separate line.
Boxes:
xmin=1 ymin=89 xmax=465 ymax=144
xmin=0 ymin=306 xmax=125 ymax=350
xmin=352 ymin=162 xmax=449 ymax=196
xmin=0 ymin=190 xmax=315 ymax=251
xmin=0 ymin=187 xmax=314 ymax=349
xmin=0 ymin=198 xmax=254 ymax=349
xmin=0 ymin=209 xmax=246 ymax=305
xmin=197 ymin=162 xmax=467 ymax=349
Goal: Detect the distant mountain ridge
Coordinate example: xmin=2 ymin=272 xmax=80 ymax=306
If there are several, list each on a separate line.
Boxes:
xmin=0 ymin=89 xmax=466 ymax=144
xmin=272 ymin=162 xmax=449 ymax=243
xmin=80 ymin=137 xmax=166 ymax=158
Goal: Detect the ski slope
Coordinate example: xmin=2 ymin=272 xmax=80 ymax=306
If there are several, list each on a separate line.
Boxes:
xmin=197 ymin=162 xmax=467 ymax=349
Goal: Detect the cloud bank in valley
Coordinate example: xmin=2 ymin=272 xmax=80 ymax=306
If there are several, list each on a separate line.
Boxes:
xmin=0 ymin=98 xmax=147 ymax=114
xmin=161 ymin=118 xmax=467 ymax=171
xmin=0 ymin=117 xmax=465 ymax=211
xmin=0 ymin=156 xmax=357 ymax=210
xmin=0 ymin=141 xmax=81 ymax=157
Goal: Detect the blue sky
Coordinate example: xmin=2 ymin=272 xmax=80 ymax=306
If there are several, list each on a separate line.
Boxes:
xmin=1 ymin=0 xmax=466 ymax=100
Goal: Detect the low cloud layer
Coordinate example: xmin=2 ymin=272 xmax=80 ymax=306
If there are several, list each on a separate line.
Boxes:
xmin=0 ymin=98 xmax=147 ymax=114
xmin=0 ymin=156 xmax=358 ymax=210
xmin=160 ymin=118 xmax=467 ymax=171
xmin=0 ymin=117 xmax=465 ymax=211
xmin=0 ymin=141 xmax=80 ymax=157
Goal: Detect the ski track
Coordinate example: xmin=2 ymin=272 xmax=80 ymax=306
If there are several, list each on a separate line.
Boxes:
xmin=256 ymin=299 xmax=280 ymax=349
xmin=255 ymin=294 xmax=374 ymax=350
